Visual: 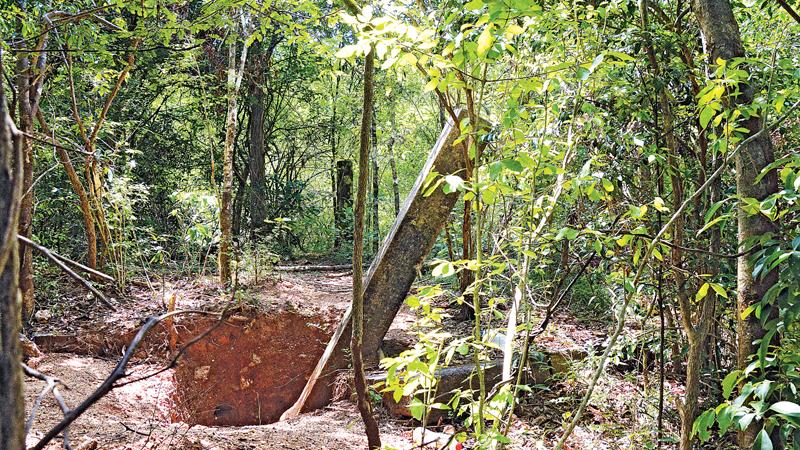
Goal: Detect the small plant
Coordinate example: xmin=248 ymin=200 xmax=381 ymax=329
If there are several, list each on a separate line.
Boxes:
xmin=169 ymin=190 xmax=220 ymax=273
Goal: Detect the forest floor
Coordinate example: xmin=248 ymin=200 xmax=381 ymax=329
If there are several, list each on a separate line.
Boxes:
xmin=22 ymin=268 xmax=681 ymax=449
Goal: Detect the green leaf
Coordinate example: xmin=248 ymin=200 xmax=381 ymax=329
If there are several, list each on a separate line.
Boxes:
xmin=477 ymin=26 xmax=494 ymax=57
xmin=710 ymin=283 xmax=728 ymax=299
xmin=692 ymin=409 xmax=716 ymax=441
xmin=717 ymin=404 xmax=734 ymax=434
xmin=443 ymin=175 xmax=465 ymax=194
xmin=465 ymin=0 xmax=484 ymax=10
xmin=432 ymin=261 xmax=455 ymax=277
xmin=408 ymin=398 xmax=426 ymax=421
xmin=652 ymin=247 xmax=663 ymax=261
xmin=722 ymin=370 xmax=741 ymax=399
xmin=697 ymin=214 xmax=730 ymax=236
xmin=423 ymin=78 xmax=439 ymax=92
xmin=770 ymin=401 xmax=800 ymax=418
xmin=335 ymin=45 xmax=358 ymax=58
xmin=696 ymin=283 xmax=710 ymax=302
xmin=588 ymin=53 xmax=604 ymax=73
xmin=629 ymin=204 xmax=648 ymax=219
xmin=653 ymin=196 xmax=668 ymax=212
xmin=399 ymin=52 xmax=418 ymax=67
xmin=501 ymin=159 xmax=524 ymax=172
xmin=601 ymin=178 xmax=614 ymax=192
xmin=753 ymin=429 xmax=773 ymax=450
xmin=700 ymin=105 xmax=715 ymax=129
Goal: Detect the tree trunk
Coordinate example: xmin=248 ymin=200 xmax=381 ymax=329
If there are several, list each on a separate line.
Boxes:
xmin=249 ymin=79 xmax=267 ymax=235
xmin=35 ymin=112 xmax=98 ymax=280
xmin=352 ymin=47 xmax=382 ymax=450
xmin=330 ymin=69 xmax=341 ymax=248
xmin=370 ymin=110 xmax=380 ymax=255
xmin=335 ymin=160 xmax=353 ymax=250
xmin=387 ymin=137 xmax=400 ymax=217
xmin=693 ymin=0 xmax=780 ymax=447
xmin=219 ymin=36 xmax=249 ymax=285
xmin=15 ymin=54 xmax=34 ymax=318
xmin=0 ymin=77 xmax=25 ymax=450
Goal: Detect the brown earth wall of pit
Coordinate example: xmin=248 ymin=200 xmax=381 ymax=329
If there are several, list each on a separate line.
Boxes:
xmin=170 ymin=309 xmax=337 ymax=426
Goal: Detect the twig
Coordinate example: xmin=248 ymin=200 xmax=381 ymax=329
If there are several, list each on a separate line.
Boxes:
xmin=119 ymin=422 xmax=150 ymax=437
xmin=776 ymin=0 xmax=800 ymax=24
xmin=22 ymin=363 xmax=73 ymax=450
xmin=17 ymin=234 xmax=116 ymax=310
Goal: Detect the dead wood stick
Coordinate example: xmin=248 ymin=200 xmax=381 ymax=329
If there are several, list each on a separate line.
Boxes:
xmin=274 ymin=264 xmax=356 ymax=272
xmin=17 ymin=234 xmax=114 ymax=282
xmin=23 ymin=363 xmax=73 ymax=450
xmin=280 ymin=305 xmax=352 ymax=421
xmin=324 ymin=270 xmax=353 ymax=278
xmin=17 ymin=234 xmax=116 ymax=310
xmin=29 ymin=309 xmax=221 ymax=450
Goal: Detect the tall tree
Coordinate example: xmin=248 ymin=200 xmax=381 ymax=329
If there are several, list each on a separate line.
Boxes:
xmin=693 ymin=0 xmax=780 ymax=447
xmin=352 ymin=46 xmax=382 ymax=450
xmin=370 ymin=109 xmax=380 ymax=254
xmin=0 ymin=60 xmax=24 ymax=450
xmin=219 ymin=14 xmax=250 ymax=285
xmin=343 ymin=0 xmax=382 ymax=446
xmin=248 ymin=66 xmax=267 ymax=235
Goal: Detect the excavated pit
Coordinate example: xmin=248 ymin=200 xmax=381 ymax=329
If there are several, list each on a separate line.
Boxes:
xmin=32 ymin=306 xmax=341 ymax=427
xmin=169 ymin=309 xmax=338 ymax=426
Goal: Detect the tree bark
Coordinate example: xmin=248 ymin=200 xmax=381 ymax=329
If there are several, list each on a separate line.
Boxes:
xmin=370 ymin=109 xmax=380 ymax=255
xmin=330 ymin=67 xmax=341 ymax=248
xmin=387 ymin=136 xmax=400 ymax=216
xmin=248 ymin=74 xmax=267 ymax=235
xmin=0 ymin=74 xmax=25 ymax=450
xmin=15 ymin=54 xmax=34 ymax=318
xmin=219 ymin=33 xmax=249 ymax=284
xmin=351 ymin=47 xmax=382 ymax=450
xmin=693 ymin=0 xmax=780 ymax=447
xmin=335 ymin=160 xmax=354 ymax=250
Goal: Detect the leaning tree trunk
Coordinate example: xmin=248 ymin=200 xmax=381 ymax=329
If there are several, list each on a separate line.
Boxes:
xmin=0 ymin=72 xmax=25 ymax=450
xmin=693 ymin=0 xmax=780 ymax=447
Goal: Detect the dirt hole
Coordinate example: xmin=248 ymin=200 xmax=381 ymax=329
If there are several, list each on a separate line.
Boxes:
xmin=169 ymin=309 xmax=337 ymax=426
xmin=34 ymin=308 xmax=339 ymax=427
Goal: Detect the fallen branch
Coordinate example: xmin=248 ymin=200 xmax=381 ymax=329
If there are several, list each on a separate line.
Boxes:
xmin=17 ymin=234 xmax=116 ymax=310
xmin=17 ymin=235 xmax=114 ymax=282
xmin=274 ymin=264 xmax=355 ymax=272
xmin=23 ymin=363 xmax=72 ymax=450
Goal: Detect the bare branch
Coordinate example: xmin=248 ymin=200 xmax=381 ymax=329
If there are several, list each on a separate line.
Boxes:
xmin=16 ymin=234 xmax=116 ymax=310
